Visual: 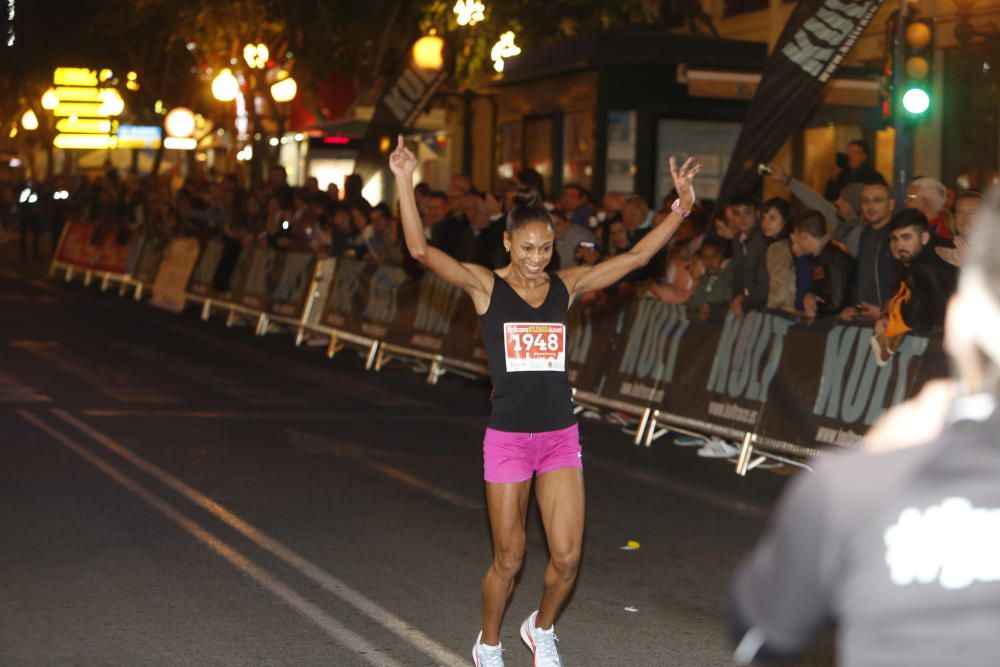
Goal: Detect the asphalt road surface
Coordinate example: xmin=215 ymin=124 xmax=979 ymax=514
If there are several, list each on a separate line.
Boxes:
xmin=0 ymin=249 xmax=834 ymax=666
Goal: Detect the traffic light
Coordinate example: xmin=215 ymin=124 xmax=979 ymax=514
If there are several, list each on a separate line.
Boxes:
xmin=900 ymin=16 xmax=934 ymax=119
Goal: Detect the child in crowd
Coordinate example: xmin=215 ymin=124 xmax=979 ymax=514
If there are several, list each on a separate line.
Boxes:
xmin=686 ymin=240 xmax=734 ymax=321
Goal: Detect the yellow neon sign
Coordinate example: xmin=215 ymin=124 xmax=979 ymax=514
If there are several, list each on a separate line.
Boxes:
xmin=56 ymin=118 xmax=114 ymax=134
xmin=53 ymin=134 xmax=118 ymax=150
xmin=53 ymin=67 xmax=113 ymax=87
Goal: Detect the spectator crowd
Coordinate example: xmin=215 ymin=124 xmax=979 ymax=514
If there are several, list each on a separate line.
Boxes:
xmin=1 ymin=138 xmax=980 ymax=365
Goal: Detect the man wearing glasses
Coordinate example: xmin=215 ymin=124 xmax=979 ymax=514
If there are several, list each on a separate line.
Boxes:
xmin=840 ymin=174 xmax=901 ymax=322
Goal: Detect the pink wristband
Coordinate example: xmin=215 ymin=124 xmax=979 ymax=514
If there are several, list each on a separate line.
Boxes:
xmin=671 ymin=199 xmax=692 ymax=218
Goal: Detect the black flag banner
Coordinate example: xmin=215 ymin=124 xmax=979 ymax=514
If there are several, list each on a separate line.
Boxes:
xmin=714 ymin=0 xmax=885 ymax=212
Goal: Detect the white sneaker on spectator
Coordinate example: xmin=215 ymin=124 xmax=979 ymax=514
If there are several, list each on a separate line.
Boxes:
xmin=520 ymin=610 xmax=562 ymax=666
xmin=696 ymin=437 xmax=740 ymax=459
xmin=473 ymin=631 xmax=504 ymax=667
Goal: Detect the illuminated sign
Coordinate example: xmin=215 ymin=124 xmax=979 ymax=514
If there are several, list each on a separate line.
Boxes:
xmin=117 ymin=125 xmax=161 ymax=149
xmin=50 ymin=67 xmax=124 ymax=149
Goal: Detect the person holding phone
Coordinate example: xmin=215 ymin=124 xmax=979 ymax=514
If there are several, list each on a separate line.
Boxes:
xmin=390 ymin=136 xmax=699 ymax=667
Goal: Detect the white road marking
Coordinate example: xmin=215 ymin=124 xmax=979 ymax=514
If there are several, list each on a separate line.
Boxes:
xmin=50 ymin=409 xmax=466 ymax=666
xmin=18 ymin=410 xmax=403 ymax=667
xmin=0 ymin=370 xmax=50 ymax=402
xmin=287 ymin=429 xmax=483 ymax=510
xmin=11 ymin=340 xmax=178 ymax=404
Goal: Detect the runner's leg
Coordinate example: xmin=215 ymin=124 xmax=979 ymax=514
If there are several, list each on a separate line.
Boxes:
xmin=480 ymin=479 xmax=531 ymax=645
xmin=534 ymin=467 xmax=585 ymax=629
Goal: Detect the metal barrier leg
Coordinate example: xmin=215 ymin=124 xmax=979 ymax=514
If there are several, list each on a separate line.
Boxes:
xmin=255 ymin=314 xmax=269 ymax=336
xmin=294 ymin=326 xmax=305 ymax=347
xmin=200 ymin=299 xmax=212 ymax=321
xmin=735 ymin=432 xmax=755 ymax=476
xmin=65 ymin=266 xmax=74 ymax=282
xmin=83 ymin=271 xmax=93 ymax=286
xmin=225 ymin=309 xmax=237 ymax=328
xmin=133 ymin=283 xmax=143 ymax=300
xmin=100 ymin=273 xmax=111 ymax=291
xmin=326 ymin=332 xmax=342 ymax=358
xmin=366 ymin=341 xmax=381 ymax=371
xmin=118 ymin=280 xmax=129 ymax=297
xmin=426 ymin=359 xmax=443 ymax=385
xmin=633 ymin=408 xmax=651 ymax=446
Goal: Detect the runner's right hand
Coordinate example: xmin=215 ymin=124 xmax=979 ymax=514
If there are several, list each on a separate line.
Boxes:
xmin=389 ymin=135 xmax=418 ymax=179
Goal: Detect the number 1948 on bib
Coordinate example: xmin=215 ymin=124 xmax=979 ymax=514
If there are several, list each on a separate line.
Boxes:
xmin=503 ymin=323 xmax=566 ymax=372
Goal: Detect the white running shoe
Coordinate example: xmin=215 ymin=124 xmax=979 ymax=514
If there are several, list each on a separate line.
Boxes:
xmin=473 ymin=631 xmax=504 ymax=667
xmin=696 ymin=437 xmax=740 ymax=459
xmin=520 ymin=610 xmax=562 ymax=666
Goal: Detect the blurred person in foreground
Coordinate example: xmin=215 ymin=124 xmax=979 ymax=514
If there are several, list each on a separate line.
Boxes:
xmin=729 ymin=188 xmax=1000 ymax=666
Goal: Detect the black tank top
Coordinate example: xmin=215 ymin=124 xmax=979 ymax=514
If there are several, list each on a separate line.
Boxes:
xmin=479 ymin=273 xmax=576 ymax=433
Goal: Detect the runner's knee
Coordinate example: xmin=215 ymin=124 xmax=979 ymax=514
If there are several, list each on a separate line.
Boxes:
xmin=549 ymin=547 xmax=580 ymax=578
xmin=492 ymin=540 xmax=525 ymax=578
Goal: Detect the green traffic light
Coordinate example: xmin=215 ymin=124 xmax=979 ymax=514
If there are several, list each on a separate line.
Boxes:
xmin=902 ymin=88 xmax=930 ymax=115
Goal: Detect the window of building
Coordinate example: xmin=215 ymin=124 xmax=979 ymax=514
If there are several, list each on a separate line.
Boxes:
xmin=655 ymin=118 xmax=742 ymax=207
xmin=562 ymin=111 xmax=594 ymax=191
xmin=605 ymin=111 xmax=637 ymax=194
xmin=496 ymin=121 xmax=523 ymax=181
xmin=524 ymin=116 xmax=554 ymax=199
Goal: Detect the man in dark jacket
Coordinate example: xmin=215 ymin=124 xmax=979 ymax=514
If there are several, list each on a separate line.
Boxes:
xmin=842 ymin=174 xmax=900 ymax=321
xmin=726 ymin=192 xmax=769 ymax=317
xmin=824 ymin=139 xmax=880 ymax=201
xmin=790 ymin=210 xmax=856 ymax=318
xmin=885 ymin=209 xmax=957 ymax=333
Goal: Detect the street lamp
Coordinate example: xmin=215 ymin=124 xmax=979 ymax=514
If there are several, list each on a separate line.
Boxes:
xmin=413 ymin=34 xmax=445 ymax=70
xmin=269 ymin=71 xmax=297 ymax=103
xmin=212 ymin=68 xmax=239 ymax=102
xmin=41 ymin=88 xmax=58 ymax=110
xmin=243 ymin=42 xmax=269 ymax=69
xmin=21 ymin=109 xmax=38 ymax=130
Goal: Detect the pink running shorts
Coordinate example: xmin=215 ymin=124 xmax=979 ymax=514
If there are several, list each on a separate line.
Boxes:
xmin=483 ymin=423 xmax=582 ymax=484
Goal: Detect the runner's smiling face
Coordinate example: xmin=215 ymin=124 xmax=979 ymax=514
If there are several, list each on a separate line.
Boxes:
xmin=505 ymin=220 xmax=554 ymax=279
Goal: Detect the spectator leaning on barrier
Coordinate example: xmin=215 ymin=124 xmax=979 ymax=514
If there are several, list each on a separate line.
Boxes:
xmin=906 ymin=176 xmax=952 ymax=241
xmin=841 ymin=174 xmax=900 ymax=322
xmin=764 ymin=163 xmax=864 ymax=256
xmin=872 ymin=209 xmax=958 ymax=366
xmin=729 ymin=187 xmax=1000 ymax=667
xmin=759 ymin=197 xmax=796 ymax=313
xmin=726 ymin=192 xmax=768 ymax=318
xmin=686 ymin=239 xmax=734 ymax=322
xmin=937 ymin=190 xmax=983 ymax=268
xmin=790 ymin=210 xmax=856 ymax=319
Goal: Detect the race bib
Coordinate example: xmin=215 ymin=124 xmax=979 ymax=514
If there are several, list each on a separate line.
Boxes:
xmin=503 ymin=322 xmax=566 ymax=372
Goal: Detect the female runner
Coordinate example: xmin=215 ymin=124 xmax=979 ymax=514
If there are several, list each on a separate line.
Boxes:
xmin=389 ymin=136 xmax=700 ymax=666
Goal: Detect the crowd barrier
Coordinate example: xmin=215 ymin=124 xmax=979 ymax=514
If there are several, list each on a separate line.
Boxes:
xmin=49 ymin=221 xmax=949 ymax=472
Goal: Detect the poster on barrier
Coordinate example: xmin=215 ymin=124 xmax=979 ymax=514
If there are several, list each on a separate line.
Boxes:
xmin=150 ymin=238 xmax=200 ymax=312
xmin=91 ymin=228 xmax=139 ymax=274
xmin=602 ymin=297 xmax=705 ymax=408
xmin=188 ymin=240 xmax=224 ymax=297
xmin=270 ymin=250 xmax=317 ymax=318
xmin=54 ymin=221 xmax=99 ymax=268
xmin=384 ymin=272 xmax=465 ymax=356
xmin=756 ymin=320 xmax=948 ymax=448
xmin=132 ymin=237 xmax=167 ymax=284
xmin=565 ymin=294 xmax=628 ymax=395
xmin=668 ymin=310 xmax=793 ymax=435
xmin=320 ymin=259 xmax=407 ymax=340
xmin=232 ymin=246 xmax=279 ymax=311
